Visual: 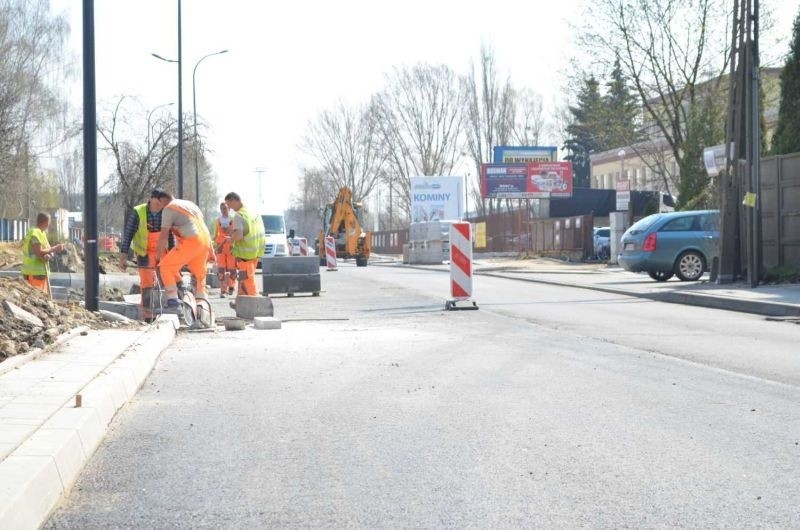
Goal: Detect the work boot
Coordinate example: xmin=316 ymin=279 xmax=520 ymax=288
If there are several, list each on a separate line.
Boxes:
xmin=220 ymin=291 xmax=226 ymax=298
xmin=227 ymin=286 xmax=235 ymax=296
xmin=163 ymin=298 xmax=182 ymax=315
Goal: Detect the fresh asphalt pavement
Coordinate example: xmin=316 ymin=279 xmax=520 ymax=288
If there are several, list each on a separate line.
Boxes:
xmin=46 ymin=262 xmax=800 ymax=528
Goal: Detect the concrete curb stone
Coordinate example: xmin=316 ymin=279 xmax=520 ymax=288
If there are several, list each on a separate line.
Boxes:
xmin=0 ymin=314 xmax=178 ymax=530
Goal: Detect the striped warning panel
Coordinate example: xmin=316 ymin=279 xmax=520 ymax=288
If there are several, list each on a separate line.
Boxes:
xmin=449 ymin=222 xmax=472 ymax=300
xmin=325 ymin=236 xmax=338 ymax=270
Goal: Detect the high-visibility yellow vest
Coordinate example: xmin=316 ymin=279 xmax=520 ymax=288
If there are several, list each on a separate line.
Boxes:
xmin=130 ymin=204 xmax=149 ymax=256
xmin=21 ymin=227 xmax=49 ymax=277
xmin=232 ymin=207 xmax=265 ymax=260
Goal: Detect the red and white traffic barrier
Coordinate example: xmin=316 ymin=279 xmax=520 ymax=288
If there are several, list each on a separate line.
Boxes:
xmin=325 ymin=236 xmax=337 ymax=271
xmin=446 ymin=222 xmax=477 ymax=310
xmin=298 ymin=237 xmax=308 ymax=256
xmin=287 ymin=239 xmax=295 ymax=256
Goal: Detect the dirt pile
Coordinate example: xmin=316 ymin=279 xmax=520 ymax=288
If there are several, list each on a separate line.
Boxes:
xmin=0 ymin=277 xmax=130 ymax=360
xmin=0 ymin=241 xmax=126 ymax=274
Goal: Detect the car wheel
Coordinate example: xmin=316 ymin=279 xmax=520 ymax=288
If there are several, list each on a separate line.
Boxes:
xmin=675 ymin=250 xmax=705 ymax=281
xmin=648 ymin=270 xmax=674 ymax=282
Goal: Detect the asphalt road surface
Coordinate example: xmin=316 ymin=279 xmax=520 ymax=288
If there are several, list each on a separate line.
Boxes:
xmin=46 ymin=262 xmax=800 ymax=528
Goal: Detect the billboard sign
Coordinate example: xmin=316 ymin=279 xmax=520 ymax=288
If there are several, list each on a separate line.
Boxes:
xmin=410 ymin=176 xmax=463 ymax=223
xmin=528 ymin=161 xmax=573 ymax=198
xmin=481 ymin=162 xmax=573 ymax=199
xmin=481 ymin=164 xmax=531 ymax=198
xmin=493 ymin=146 xmax=558 ymax=164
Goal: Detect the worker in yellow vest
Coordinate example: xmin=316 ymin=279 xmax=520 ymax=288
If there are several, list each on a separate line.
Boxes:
xmin=212 ymin=201 xmax=237 ymax=297
xmin=224 ymin=191 xmax=266 ymax=296
xmin=119 ymin=189 xmax=174 ymax=321
xmin=21 ymin=212 xmax=64 ymax=294
xmin=154 ymin=191 xmax=214 ymax=310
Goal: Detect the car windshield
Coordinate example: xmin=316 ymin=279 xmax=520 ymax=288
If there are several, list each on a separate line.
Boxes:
xmin=596 ymin=228 xmax=610 ymax=238
xmin=261 ymin=215 xmax=285 ymax=234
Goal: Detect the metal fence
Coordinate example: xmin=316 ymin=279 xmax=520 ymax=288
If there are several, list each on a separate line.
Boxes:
xmin=0 ymin=218 xmax=30 ymax=242
xmin=761 ymin=153 xmax=800 ymax=268
xmin=370 ymin=209 xmax=595 ymax=259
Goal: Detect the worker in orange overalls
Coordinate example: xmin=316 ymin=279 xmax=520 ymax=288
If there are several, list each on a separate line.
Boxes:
xmin=21 ymin=212 xmax=65 ymax=295
xmin=224 ymin=191 xmax=265 ymax=296
xmin=153 ymin=191 xmax=214 ymax=311
xmin=212 ymin=201 xmax=237 ymax=297
xmin=119 ymin=189 xmax=174 ymax=321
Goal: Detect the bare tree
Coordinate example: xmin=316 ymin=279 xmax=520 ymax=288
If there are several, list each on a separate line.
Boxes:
xmin=286 ymin=167 xmax=336 ymax=241
xmin=511 ymin=88 xmax=548 ymax=146
xmin=372 ymin=63 xmax=465 ymax=222
xmin=97 ymin=97 xmax=181 ymax=214
xmin=301 ymin=101 xmax=387 ymax=205
xmin=578 ymin=0 xmax=731 ymax=199
xmin=463 ymin=45 xmax=516 ymax=216
xmin=0 ymin=0 xmax=71 ymax=217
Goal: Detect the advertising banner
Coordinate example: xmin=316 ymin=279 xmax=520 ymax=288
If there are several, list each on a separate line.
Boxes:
xmin=410 ymin=176 xmax=463 ymax=223
xmin=493 ymin=146 xmax=558 ymax=164
xmin=481 ymin=164 xmax=530 ymax=198
xmin=481 ymin=162 xmax=573 ymax=199
xmin=528 ymin=161 xmax=573 ymax=198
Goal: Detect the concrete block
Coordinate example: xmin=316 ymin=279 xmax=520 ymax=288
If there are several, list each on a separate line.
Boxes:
xmin=262 ymin=256 xmax=318 ymax=274
xmin=262 ymin=273 xmax=320 ymax=295
xmin=235 ymin=295 xmax=274 ymax=319
xmin=0 ymin=455 xmax=63 ymax=530
xmin=15 ymin=428 xmax=86 ymax=491
xmin=78 ymin=379 xmax=118 ymax=428
xmin=98 ymin=300 xmax=140 ymax=320
xmin=3 ymin=300 xmax=44 ymax=328
xmin=44 ymin=408 xmax=104 ymax=457
xmin=253 ymin=317 xmax=282 ymax=330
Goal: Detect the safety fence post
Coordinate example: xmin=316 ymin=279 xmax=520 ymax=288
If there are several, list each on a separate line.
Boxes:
xmin=325 ymin=236 xmax=337 ymax=271
xmin=446 ymin=222 xmax=478 ymax=310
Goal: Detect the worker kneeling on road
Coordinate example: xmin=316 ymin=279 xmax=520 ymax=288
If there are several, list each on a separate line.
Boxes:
xmin=212 ymin=201 xmax=237 ymax=297
xmin=22 ymin=212 xmax=65 ymax=294
xmin=154 ymin=191 xmax=214 ymax=311
xmin=118 ymin=189 xmax=175 ymax=321
xmin=224 ymin=192 xmax=265 ymax=296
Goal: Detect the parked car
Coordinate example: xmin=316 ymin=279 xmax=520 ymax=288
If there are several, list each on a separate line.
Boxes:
xmin=618 ymin=210 xmax=719 ymax=282
xmin=593 ymin=227 xmax=610 ymax=260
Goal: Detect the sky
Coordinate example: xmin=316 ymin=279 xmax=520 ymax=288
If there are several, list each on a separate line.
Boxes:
xmin=50 ymin=0 xmax=799 ymax=213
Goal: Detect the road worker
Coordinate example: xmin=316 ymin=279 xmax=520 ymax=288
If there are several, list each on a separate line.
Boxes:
xmin=21 ymin=212 xmax=65 ymax=295
xmin=212 ymin=201 xmax=237 ymax=297
xmin=153 ymin=191 xmax=214 ymax=311
xmin=119 ymin=189 xmax=174 ymax=321
xmin=223 ymin=191 xmax=265 ymax=296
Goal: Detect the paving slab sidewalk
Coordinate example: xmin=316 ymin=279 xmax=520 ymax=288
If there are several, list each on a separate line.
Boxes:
xmin=0 ymin=315 xmax=178 ymax=530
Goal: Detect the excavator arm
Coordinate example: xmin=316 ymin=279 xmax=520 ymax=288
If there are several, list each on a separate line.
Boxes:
xmin=318 ymin=187 xmax=370 ymax=267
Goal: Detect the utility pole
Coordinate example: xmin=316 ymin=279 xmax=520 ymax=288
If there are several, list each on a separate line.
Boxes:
xmin=255 ymin=167 xmax=267 ymax=208
xmin=718 ymin=0 xmax=761 ymax=286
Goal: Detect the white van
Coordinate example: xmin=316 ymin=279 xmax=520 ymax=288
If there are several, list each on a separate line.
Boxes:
xmin=261 ymin=213 xmax=288 ymax=257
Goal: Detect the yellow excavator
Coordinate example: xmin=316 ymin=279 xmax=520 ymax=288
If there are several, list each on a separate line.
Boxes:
xmin=318 ymin=187 xmax=371 ymax=267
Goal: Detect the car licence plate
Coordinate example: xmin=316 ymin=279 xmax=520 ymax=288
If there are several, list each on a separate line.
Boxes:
xmin=624 ymin=242 xmax=635 ymax=251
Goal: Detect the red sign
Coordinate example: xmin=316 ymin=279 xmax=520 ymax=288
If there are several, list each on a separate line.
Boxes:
xmin=528 ymin=161 xmax=573 ymax=198
xmin=481 ymin=161 xmax=574 ymax=199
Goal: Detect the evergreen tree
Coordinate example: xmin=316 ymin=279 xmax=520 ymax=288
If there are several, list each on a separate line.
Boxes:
xmin=564 ymin=76 xmax=602 ymax=188
xmin=602 ymin=56 xmax=641 ymax=148
xmin=772 ymin=11 xmax=800 ymax=155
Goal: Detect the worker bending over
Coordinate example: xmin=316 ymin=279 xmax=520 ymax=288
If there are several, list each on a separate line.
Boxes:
xmin=212 ymin=201 xmax=237 ymax=297
xmin=224 ymin=191 xmax=265 ymax=296
xmin=21 ymin=212 xmax=64 ymax=294
xmin=154 ymin=191 xmax=214 ymax=310
xmin=119 ymin=189 xmax=174 ymax=321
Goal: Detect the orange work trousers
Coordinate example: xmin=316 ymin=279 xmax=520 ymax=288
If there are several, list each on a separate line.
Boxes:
xmin=216 ymin=242 xmax=237 ymax=291
xmin=236 ymin=258 xmax=259 ymax=296
xmin=24 ymin=275 xmax=48 ymax=294
xmin=159 ymin=236 xmax=210 ymax=299
xmin=136 ymin=232 xmax=161 ymax=320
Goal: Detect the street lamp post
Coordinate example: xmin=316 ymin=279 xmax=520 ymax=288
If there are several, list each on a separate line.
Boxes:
xmin=151 ymin=0 xmax=183 ymax=197
xmin=192 ymin=49 xmax=228 ymax=206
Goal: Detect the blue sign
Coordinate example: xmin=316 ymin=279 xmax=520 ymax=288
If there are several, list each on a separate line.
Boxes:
xmin=493 ymin=146 xmax=557 ymax=164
